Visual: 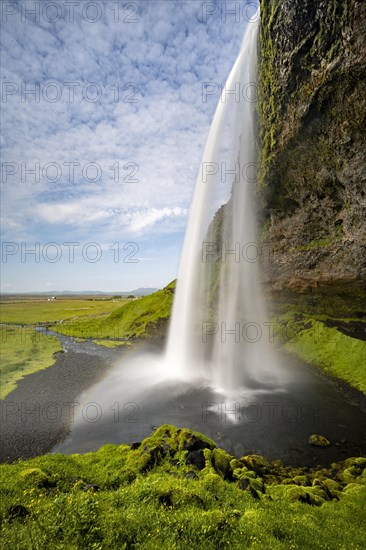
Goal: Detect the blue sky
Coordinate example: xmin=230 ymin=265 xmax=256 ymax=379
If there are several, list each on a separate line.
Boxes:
xmin=1 ymin=0 xmax=257 ymax=292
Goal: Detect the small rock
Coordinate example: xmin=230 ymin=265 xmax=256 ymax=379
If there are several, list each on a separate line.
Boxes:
xmin=162 ymin=442 xmax=171 ymax=453
xmin=158 ymin=492 xmax=173 ymax=507
xmin=130 ymin=442 xmax=141 ymax=450
xmin=8 ymin=504 xmax=29 ymax=522
xmin=186 ymin=450 xmax=205 ymax=470
xmin=84 ymin=484 xmax=100 ymax=492
xmin=185 ymin=470 xmax=198 ymax=480
xmin=308 ymin=434 xmax=331 ymax=447
xmin=238 ymin=478 xmax=250 ymax=491
xmin=182 ymin=435 xmax=213 ymax=452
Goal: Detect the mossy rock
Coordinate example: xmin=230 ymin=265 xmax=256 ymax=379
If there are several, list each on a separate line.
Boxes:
xmin=281 ymin=478 xmax=295 ymax=485
xmin=119 ymin=468 xmax=137 ymax=485
xmin=237 ymin=477 xmax=264 ymax=499
xmin=313 ymin=477 xmax=343 ymax=500
xmin=292 ymin=475 xmax=311 ymax=486
xmin=230 ymin=459 xmax=242 ymax=470
xmin=250 ymin=478 xmax=266 ymax=494
xmin=134 ymin=426 xmax=177 ymax=457
xmin=321 ymin=479 xmax=342 ymax=493
xmin=177 ymin=428 xmax=216 ymax=452
xmin=7 ymin=504 xmax=29 ymax=522
xmin=157 ymin=487 xmax=205 ymax=509
xmin=125 ymin=444 xmax=169 ymax=474
xmin=19 ymin=468 xmax=49 ymax=488
xmin=308 ymin=486 xmax=329 ymax=501
xmin=124 ymin=449 xmax=154 ymax=473
xmin=240 ymin=454 xmax=271 ymax=475
xmin=232 ymin=467 xmax=256 ymax=481
xmin=308 ymin=434 xmax=331 ymax=447
xmin=271 ymin=484 xmax=324 ymax=506
xmin=338 ymin=467 xmax=365 ymax=483
xmin=123 ymin=425 xmax=216 ymax=474
xmin=186 ymin=450 xmax=206 ymax=471
xmin=71 ymin=479 xmax=87 ymax=491
xmin=211 ymin=449 xmax=233 ymax=480
xmin=342 ymin=457 xmax=366 ymax=470
xmin=341 ymin=484 xmax=366 ymax=499
xmin=200 ymin=472 xmax=226 ymax=494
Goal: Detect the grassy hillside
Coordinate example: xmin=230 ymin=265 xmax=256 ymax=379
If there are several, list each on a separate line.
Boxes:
xmin=282 ymin=317 xmax=366 ymax=394
xmin=53 ymin=281 xmax=176 ymax=341
xmin=0 ymin=425 xmax=365 ymax=549
xmin=270 ymin=289 xmax=366 ymax=395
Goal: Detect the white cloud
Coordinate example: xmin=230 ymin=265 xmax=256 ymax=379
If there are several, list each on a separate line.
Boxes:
xmin=1 ymin=0 xmax=255 ymax=289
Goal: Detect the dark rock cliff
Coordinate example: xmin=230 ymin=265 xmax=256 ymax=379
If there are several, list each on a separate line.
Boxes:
xmin=258 ymin=0 xmax=366 ymax=291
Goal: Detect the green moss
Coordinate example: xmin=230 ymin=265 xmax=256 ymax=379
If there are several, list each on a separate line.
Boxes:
xmin=229 ymin=459 xmax=242 ymax=471
xmin=321 ymin=479 xmax=341 ymax=493
xmin=292 ymin=475 xmax=311 ymax=486
xmin=294 ymin=237 xmax=333 ymax=251
xmin=0 ymin=425 xmax=366 ymax=548
xmin=19 ymin=468 xmax=49 ymax=488
xmin=232 ymin=467 xmax=256 ymax=481
xmin=210 ymin=449 xmax=233 ymax=479
xmin=176 ymin=427 xmax=216 ymax=452
xmin=269 ymin=484 xmax=324 ymax=506
xmin=308 ymin=434 xmax=332 ymax=448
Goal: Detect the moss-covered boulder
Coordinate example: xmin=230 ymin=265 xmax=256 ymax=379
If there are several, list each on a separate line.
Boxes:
xmin=211 ymin=449 xmax=234 ymax=480
xmin=308 ymin=434 xmax=332 ymax=447
xmin=19 ymin=468 xmax=49 ymax=488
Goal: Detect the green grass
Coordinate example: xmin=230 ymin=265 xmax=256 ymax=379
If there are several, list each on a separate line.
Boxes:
xmin=91 ymin=340 xmax=133 ymax=349
xmin=0 ymin=326 xmax=62 ymax=399
xmin=274 ymin=314 xmax=366 ymax=394
xmin=53 ymin=282 xmax=175 ymax=340
xmin=0 ymin=425 xmax=365 ymax=549
xmin=0 ymin=289 xmax=174 ymax=399
xmin=0 ymin=298 xmax=128 ymax=325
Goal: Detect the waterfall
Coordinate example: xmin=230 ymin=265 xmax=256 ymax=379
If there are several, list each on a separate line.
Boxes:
xmin=165 ymin=13 xmax=276 ymax=394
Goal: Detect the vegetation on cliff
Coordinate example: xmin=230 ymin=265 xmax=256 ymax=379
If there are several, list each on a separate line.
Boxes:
xmin=258 ymin=0 xmax=366 ymax=284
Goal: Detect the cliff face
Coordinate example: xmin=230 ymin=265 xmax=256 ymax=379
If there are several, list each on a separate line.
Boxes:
xmin=258 ymin=0 xmax=366 ymax=290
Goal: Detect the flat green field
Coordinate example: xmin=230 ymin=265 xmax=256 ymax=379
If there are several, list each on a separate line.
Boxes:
xmin=0 ymin=297 xmax=127 ymax=325
xmin=0 ymin=326 xmax=62 ymax=399
xmin=0 ymin=296 xmax=127 ymax=399
xmin=0 ymin=292 xmax=169 ymax=398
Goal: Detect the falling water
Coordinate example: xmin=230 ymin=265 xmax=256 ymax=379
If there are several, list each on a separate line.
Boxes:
xmin=166 ymin=13 xmax=276 ymax=393
xmin=47 ymin=10 xmax=366 ymax=462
